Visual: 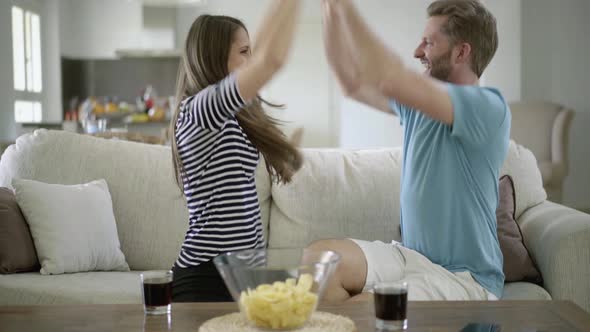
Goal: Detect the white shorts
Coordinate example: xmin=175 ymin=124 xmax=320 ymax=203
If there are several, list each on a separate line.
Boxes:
xmin=351 ymin=239 xmax=498 ymax=301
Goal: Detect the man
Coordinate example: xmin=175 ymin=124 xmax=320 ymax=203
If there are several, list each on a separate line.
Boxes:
xmin=308 ymin=0 xmax=510 ymax=302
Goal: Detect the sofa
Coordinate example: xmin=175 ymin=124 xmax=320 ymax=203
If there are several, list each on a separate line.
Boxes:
xmin=1 ymin=130 xmax=589 ymax=312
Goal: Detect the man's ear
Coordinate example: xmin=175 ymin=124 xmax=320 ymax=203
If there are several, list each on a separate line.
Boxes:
xmin=454 ymin=42 xmax=472 ymax=65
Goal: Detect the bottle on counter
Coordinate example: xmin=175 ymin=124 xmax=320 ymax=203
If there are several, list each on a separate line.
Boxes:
xmin=137 ymin=85 xmax=156 ymax=114
xmin=63 ymin=97 xmax=79 ymax=133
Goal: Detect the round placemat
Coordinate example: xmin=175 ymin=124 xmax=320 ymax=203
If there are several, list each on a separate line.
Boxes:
xmin=199 ymin=311 xmax=357 ymax=332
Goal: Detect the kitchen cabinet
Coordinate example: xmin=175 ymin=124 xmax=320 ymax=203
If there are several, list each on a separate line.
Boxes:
xmin=59 ymin=0 xmax=178 ymax=59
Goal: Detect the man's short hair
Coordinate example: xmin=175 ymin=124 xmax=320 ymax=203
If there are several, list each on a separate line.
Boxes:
xmin=427 ymin=0 xmax=498 ymax=77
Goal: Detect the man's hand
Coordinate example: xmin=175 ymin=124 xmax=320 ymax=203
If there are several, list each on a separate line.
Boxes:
xmin=320 ymin=0 xmax=454 ymax=125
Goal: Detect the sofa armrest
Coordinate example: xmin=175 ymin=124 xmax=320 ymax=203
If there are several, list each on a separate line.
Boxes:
xmin=518 ymin=201 xmax=590 ymax=312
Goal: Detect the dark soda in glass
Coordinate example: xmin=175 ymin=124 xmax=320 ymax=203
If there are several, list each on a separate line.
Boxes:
xmin=141 ymin=271 xmax=173 ymax=315
xmin=374 ymin=291 xmax=408 ymax=320
xmin=143 ymin=278 xmax=172 ymax=307
xmin=373 ymin=282 xmax=408 ymax=330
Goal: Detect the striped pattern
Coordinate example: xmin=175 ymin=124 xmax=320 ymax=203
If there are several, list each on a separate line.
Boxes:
xmin=174 ymin=74 xmax=265 ymax=268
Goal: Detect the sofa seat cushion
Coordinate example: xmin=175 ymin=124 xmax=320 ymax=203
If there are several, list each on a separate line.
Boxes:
xmin=502 ymin=282 xmax=552 ymax=300
xmin=0 ymin=272 xmax=142 ymax=305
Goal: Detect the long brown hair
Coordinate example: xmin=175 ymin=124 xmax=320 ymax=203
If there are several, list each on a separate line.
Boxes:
xmin=171 ymin=15 xmax=302 ymax=192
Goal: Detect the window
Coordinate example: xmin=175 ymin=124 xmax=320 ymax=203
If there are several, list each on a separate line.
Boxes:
xmin=12 ymin=5 xmax=43 ymax=123
xmin=14 ymin=100 xmax=42 ymax=123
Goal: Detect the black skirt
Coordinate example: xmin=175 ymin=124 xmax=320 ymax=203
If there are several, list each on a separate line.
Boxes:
xmin=171 ymin=260 xmax=233 ymax=302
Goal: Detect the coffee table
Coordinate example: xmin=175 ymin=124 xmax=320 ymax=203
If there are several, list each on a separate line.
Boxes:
xmin=1 ymin=301 xmax=589 ymax=331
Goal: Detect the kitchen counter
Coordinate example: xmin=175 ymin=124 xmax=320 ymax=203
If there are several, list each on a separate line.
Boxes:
xmin=19 ymin=121 xmax=169 ymax=138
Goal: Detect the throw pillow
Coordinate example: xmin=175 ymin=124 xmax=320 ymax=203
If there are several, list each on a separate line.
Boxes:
xmin=497 ymin=175 xmax=542 ymax=283
xmin=12 ymin=178 xmax=130 ymax=275
xmin=0 ymin=187 xmax=39 ymax=273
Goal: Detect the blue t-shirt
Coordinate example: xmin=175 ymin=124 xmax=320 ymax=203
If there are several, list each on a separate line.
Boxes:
xmin=390 ymin=84 xmax=510 ymax=298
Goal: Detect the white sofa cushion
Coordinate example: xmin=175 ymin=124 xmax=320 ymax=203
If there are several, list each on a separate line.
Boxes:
xmin=500 ymin=141 xmax=547 ymax=219
xmin=12 ymin=178 xmax=129 ymax=275
xmin=269 ymin=148 xmax=403 ymax=248
xmin=0 ymin=130 xmax=272 ymax=270
xmin=0 ymin=272 xmax=141 ymax=304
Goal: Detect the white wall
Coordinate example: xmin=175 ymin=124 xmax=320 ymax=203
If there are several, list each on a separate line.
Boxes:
xmin=522 ymin=0 xmax=590 ymax=210
xmin=42 ymin=0 xmax=62 ymax=123
xmin=0 ymin=1 xmax=15 ymax=141
xmin=483 ymin=0 xmax=521 ymax=102
xmin=264 ymin=22 xmax=335 ymax=147
xmin=339 ymin=0 xmax=428 ymax=148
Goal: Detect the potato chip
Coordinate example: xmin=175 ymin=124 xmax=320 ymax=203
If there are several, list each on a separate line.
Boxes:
xmin=239 ymin=273 xmax=318 ymax=329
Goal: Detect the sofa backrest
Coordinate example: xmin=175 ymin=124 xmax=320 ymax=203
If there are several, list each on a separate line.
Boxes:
xmin=0 ymin=130 xmax=271 ymax=270
xmin=0 ymin=130 xmax=546 ymax=269
xmin=267 ymin=141 xmax=547 ymax=249
xmin=268 ymin=148 xmax=403 ymax=248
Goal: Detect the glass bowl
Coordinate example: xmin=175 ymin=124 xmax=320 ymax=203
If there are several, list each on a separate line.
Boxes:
xmin=213 ymin=248 xmax=341 ymax=330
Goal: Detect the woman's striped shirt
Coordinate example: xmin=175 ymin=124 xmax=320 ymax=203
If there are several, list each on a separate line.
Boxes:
xmin=174 ymin=74 xmax=265 ymax=268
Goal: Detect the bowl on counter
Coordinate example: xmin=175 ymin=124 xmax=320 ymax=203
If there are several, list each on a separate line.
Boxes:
xmin=82 ymin=118 xmax=107 ymax=134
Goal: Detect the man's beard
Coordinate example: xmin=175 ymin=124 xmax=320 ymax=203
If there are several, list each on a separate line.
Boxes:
xmin=428 ymin=49 xmax=453 ymax=81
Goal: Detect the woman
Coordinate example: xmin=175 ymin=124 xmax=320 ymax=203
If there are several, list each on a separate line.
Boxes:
xmin=170 ymin=1 xmax=303 ymax=302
